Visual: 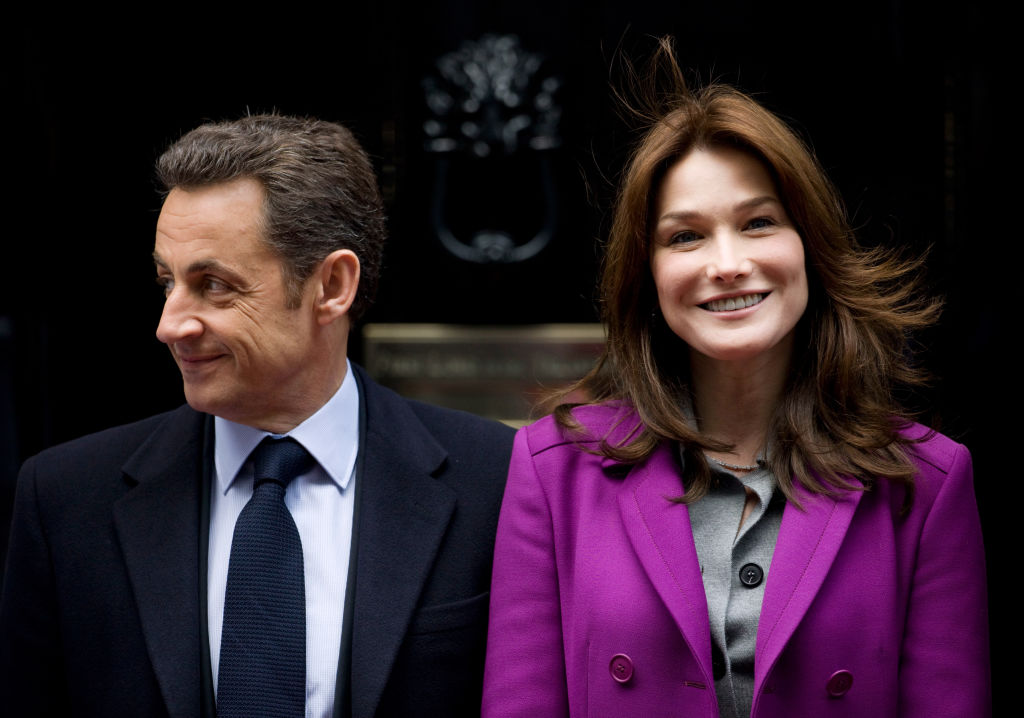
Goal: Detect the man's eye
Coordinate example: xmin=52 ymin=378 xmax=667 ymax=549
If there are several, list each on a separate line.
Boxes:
xmin=156 ymin=276 xmax=173 ymax=295
xmin=204 ymin=278 xmax=229 ymax=293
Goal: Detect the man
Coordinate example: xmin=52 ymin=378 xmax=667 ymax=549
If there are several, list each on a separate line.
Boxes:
xmin=0 ymin=115 xmax=514 ymax=717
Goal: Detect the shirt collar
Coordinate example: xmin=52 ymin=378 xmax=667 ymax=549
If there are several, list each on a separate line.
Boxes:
xmin=214 ymin=359 xmax=360 ymax=495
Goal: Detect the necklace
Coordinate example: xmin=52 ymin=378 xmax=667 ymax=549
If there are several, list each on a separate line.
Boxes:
xmin=706 ymin=455 xmax=760 ymax=472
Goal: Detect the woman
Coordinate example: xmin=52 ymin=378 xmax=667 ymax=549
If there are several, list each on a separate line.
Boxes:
xmin=482 ymin=40 xmax=990 ymax=718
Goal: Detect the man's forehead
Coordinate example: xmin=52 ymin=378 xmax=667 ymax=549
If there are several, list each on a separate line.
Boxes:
xmin=154 ymin=180 xmax=272 ymax=268
xmin=156 ymin=180 xmax=266 ymax=231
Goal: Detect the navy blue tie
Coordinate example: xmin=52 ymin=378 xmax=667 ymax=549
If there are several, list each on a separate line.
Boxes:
xmin=218 ymin=437 xmax=314 ymax=718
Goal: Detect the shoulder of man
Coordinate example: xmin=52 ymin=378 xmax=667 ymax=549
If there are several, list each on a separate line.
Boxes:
xmin=353 ymin=362 xmax=515 ymax=455
xmin=406 ymin=398 xmax=516 ymax=445
xmin=22 ymin=404 xmax=202 ymax=480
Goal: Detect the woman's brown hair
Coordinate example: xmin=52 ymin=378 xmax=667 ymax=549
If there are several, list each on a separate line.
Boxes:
xmin=551 ymin=37 xmax=940 ymax=503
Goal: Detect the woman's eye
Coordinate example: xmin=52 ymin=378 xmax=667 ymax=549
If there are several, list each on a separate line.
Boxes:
xmin=669 ymin=230 xmax=701 ymax=244
xmin=746 ymin=216 xmax=776 ymax=231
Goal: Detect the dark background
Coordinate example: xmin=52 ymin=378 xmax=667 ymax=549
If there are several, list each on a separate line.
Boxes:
xmin=2 ymin=0 xmax=1007 ymax=703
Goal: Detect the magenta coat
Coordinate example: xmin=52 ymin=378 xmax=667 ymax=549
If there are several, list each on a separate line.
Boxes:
xmin=483 ymin=404 xmax=990 ymax=717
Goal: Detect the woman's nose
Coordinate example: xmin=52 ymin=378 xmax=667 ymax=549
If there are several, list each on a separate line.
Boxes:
xmin=705 ymin=235 xmax=754 ymax=282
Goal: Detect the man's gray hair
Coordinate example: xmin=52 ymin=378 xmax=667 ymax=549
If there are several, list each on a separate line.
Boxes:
xmin=157 ymin=114 xmax=386 ymax=319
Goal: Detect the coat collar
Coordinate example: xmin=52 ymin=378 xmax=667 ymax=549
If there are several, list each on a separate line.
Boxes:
xmin=348 ymin=364 xmax=454 ymax=718
xmin=113 ymin=405 xmax=208 ymax=718
xmin=754 ymin=481 xmax=862 ymax=692
xmin=617 ymin=443 xmax=716 ymax=688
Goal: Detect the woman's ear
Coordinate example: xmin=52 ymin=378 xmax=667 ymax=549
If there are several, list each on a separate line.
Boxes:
xmin=315 ymin=249 xmax=360 ymax=326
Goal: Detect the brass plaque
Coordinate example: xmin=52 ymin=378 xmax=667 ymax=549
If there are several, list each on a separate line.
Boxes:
xmin=362 ymin=323 xmax=604 ymax=425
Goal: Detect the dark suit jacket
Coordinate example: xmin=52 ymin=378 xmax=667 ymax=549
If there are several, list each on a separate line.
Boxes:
xmin=0 ymin=364 xmax=514 ymax=717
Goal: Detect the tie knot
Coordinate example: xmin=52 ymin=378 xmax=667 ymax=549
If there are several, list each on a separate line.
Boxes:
xmin=251 ymin=437 xmax=314 ymax=488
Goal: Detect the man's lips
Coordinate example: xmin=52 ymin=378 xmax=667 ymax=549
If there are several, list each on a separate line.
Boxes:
xmin=699 ymin=292 xmax=768 ymax=312
xmin=176 ymin=352 xmax=226 ymax=365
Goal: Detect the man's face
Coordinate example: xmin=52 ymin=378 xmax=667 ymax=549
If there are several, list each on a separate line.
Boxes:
xmin=154 ymin=178 xmax=322 ymax=431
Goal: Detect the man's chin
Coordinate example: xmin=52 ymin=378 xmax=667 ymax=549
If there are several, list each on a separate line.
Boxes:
xmin=181 ymin=386 xmax=224 ymax=417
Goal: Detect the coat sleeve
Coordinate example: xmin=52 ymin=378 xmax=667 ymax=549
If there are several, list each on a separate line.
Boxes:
xmin=899 ymin=442 xmax=991 ymax=716
xmin=0 ymin=456 xmax=70 ymax=716
xmin=482 ymin=428 xmax=570 ymax=717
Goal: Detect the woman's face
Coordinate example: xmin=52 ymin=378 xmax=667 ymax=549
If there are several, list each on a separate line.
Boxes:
xmin=649 ymin=146 xmax=808 ymax=367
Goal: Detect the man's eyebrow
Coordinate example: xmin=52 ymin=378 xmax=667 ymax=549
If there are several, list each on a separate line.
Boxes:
xmin=184 ymin=259 xmax=230 ymax=276
xmin=152 ymin=254 xmax=246 ymax=285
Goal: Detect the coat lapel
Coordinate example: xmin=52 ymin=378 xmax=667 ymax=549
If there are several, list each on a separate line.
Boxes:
xmin=617 ymin=445 xmax=714 ymax=685
xmin=754 ymin=481 xmax=863 ymax=691
xmin=617 ymin=433 xmax=866 ymax=698
xmin=113 ymin=406 xmax=207 ymax=718
xmin=348 ymin=368 xmax=455 ymax=718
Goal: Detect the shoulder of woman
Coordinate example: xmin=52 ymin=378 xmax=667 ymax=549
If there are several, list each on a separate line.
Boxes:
xmin=897 ymin=421 xmax=971 ymax=479
xmin=520 ymin=401 xmax=642 ymax=453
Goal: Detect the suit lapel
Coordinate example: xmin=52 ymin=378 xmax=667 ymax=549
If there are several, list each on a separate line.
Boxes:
xmin=348 ymin=367 xmax=455 ymax=718
xmin=113 ymin=406 xmax=207 ymax=718
xmin=610 ymin=407 xmax=865 ymax=697
xmin=618 ymin=445 xmax=714 ymax=685
xmin=754 ymin=481 xmax=862 ymax=691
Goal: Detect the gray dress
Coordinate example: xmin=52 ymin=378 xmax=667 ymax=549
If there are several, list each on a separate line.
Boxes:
xmin=684 ymin=451 xmax=785 ymax=718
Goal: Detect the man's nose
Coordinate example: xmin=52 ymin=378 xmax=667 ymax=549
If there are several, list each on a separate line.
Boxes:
xmin=155 ymin=287 xmax=203 ymax=345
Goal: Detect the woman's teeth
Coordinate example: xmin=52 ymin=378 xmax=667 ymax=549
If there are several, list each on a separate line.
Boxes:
xmin=703 ymin=293 xmax=766 ymax=312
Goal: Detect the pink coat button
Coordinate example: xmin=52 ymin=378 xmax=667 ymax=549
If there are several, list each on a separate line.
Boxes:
xmin=609 ymin=654 xmax=634 ymax=684
xmin=826 ymin=669 xmax=853 ymax=697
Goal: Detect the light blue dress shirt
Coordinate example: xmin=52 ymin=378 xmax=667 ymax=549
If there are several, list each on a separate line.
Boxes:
xmin=208 ymin=360 xmax=359 ymax=718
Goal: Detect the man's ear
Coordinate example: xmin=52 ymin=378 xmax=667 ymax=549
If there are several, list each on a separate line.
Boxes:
xmin=315 ymin=249 xmax=360 ymax=325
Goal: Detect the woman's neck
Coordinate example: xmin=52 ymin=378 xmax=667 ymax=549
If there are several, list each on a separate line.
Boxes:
xmin=690 ymin=348 xmax=791 ymax=464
